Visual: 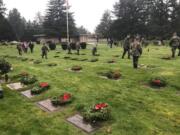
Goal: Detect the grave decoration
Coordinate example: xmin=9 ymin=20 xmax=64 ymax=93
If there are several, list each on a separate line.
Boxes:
xmin=71 ymin=66 xmax=82 ymax=71
xmin=98 ymin=70 xmax=121 ymax=80
xmin=64 ymin=56 xmax=71 ymax=59
xmin=51 ymin=92 xmax=73 ymax=106
xmin=31 ymin=82 xmax=50 ymax=95
xmin=107 ymin=59 xmax=116 ymax=63
xmin=33 ymin=60 xmax=42 ymax=64
xmin=20 ymin=73 xmax=37 ymax=85
xmin=149 ymin=77 xmax=167 ymax=87
xmin=82 ymin=103 xmax=111 ymax=124
xmin=47 ymin=63 xmax=57 ymax=67
xmin=161 ymin=56 xmax=172 ymax=60
xmin=21 ymin=58 xmax=28 ymax=61
xmin=90 ymin=58 xmax=98 ymax=62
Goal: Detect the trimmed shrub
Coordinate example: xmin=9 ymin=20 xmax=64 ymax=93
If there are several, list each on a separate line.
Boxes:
xmin=61 ymin=42 xmax=68 ymax=50
xmin=80 ymin=42 xmax=87 ymax=49
xmin=0 ymin=59 xmax=11 ymax=75
xmin=48 ymin=42 xmax=56 ymax=50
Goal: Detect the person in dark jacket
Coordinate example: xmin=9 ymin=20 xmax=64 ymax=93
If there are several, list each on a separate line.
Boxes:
xmin=29 ymin=41 xmax=34 ymax=53
xmin=41 ymin=44 xmax=49 ymax=59
xmin=17 ymin=43 xmax=22 ymax=56
xmin=76 ymin=42 xmax=81 ymax=55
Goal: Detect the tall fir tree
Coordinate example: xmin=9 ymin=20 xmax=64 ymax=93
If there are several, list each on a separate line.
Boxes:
xmin=44 ymin=0 xmax=77 ymax=39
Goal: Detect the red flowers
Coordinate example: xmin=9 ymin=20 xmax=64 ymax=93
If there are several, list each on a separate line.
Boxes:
xmin=153 ymin=79 xmax=161 ymax=85
xmin=39 ymin=82 xmax=49 ymax=88
xmin=95 ymin=103 xmax=108 ymax=110
xmin=61 ymin=93 xmax=71 ymax=101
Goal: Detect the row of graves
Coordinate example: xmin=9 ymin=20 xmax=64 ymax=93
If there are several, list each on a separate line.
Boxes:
xmin=0 ymin=57 xmax=169 ymax=134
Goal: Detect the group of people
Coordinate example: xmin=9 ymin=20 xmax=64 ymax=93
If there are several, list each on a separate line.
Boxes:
xmin=16 ymin=41 xmax=34 ymax=55
xmin=15 ymin=32 xmax=180 ymax=69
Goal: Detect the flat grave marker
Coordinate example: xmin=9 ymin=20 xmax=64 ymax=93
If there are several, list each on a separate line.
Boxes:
xmin=36 ymin=99 xmax=60 ymax=112
xmin=21 ymin=90 xmax=35 ymax=99
xmin=7 ymin=82 xmax=25 ymax=91
xmin=67 ymin=114 xmax=99 ymax=133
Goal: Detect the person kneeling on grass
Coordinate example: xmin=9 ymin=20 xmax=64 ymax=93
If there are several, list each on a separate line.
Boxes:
xmin=131 ymin=37 xmax=142 ymax=69
xmin=41 ymin=43 xmax=49 ymax=59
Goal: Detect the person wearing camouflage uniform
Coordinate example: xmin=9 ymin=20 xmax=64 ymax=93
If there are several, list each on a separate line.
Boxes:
xmin=41 ymin=44 xmax=49 ymax=59
xmin=131 ymin=37 xmax=142 ymax=69
xmin=169 ymin=32 xmax=180 ymax=58
xmin=16 ymin=43 xmax=22 ymax=56
xmin=122 ymin=35 xmax=131 ymax=59
xmin=92 ymin=43 xmax=97 ymax=56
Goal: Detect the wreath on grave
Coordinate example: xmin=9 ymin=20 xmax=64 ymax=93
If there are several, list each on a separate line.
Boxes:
xmin=107 ymin=59 xmax=116 ymax=63
xmin=82 ymin=103 xmax=111 ymax=124
xmin=33 ymin=60 xmax=42 ymax=64
xmin=47 ymin=63 xmax=57 ymax=67
xmin=149 ymin=77 xmax=167 ymax=87
xmin=71 ymin=66 xmax=82 ymax=71
xmin=31 ymin=82 xmax=50 ymax=95
xmin=51 ymin=93 xmax=73 ymax=106
xmin=90 ymin=58 xmax=98 ymax=62
xmin=98 ymin=70 xmax=121 ymax=80
xmin=20 ymin=75 xmax=37 ymax=85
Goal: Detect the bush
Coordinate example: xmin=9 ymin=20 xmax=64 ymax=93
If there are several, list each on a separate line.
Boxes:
xmin=48 ymin=42 xmax=56 ymax=50
xmin=51 ymin=93 xmax=73 ymax=106
xmin=31 ymin=82 xmax=50 ymax=95
xmin=82 ymin=103 xmax=111 ymax=124
xmin=71 ymin=66 xmax=82 ymax=71
xmin=80 ymin=42 xmax=87 ymax=49
xmin=61 ymin=42 xmax=68 ymax=50
xmin=0 ymin=59 xmax=11 ymax=75
xmin=149 ymin=77 xmax=167 ymax=87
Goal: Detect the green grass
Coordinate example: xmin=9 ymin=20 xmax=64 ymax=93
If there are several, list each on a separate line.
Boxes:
xmin=0 ymin=44 xmax=179 ymax=135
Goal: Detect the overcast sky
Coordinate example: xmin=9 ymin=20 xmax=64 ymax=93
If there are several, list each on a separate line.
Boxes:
xmin=4 ymin=0 xmax=118 ymax=32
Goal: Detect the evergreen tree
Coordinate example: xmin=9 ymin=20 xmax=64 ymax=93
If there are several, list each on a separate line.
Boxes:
xmin=95 ymin=10 xmax=112 ymax=39
xmin=44 ymin=0 xmax=77 ymax=39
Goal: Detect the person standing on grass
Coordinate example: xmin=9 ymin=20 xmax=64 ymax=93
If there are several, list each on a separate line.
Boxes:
xmin=76 ymin=42 xmax=81 ymax=55
xmin=122 ymin=35 xmax=131 ymax=59
xmin=169 ymin=32 xmax=180 ymax=58
xmin=41 ymin=43 xmax=49 ymax=59
xmin=29 ymin=41 xmax=34 ymax=53
xmin=16 ymin=43 xmax=22 ymax=56
xmin=109 ymin=38 xmax=114 ymax=48
xmin=92 ymin=43 xmax=98 ymax=56
xmin=131 ymin=37 xmax=142 ymax=69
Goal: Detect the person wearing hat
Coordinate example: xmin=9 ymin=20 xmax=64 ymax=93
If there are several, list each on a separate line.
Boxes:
xmin=131 ymin=37 xmax=142 ymax=69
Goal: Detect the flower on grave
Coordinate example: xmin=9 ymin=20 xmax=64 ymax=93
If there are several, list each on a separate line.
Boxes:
xmin=152 ymin=79 xmax=161 ymax=85
xmin=61 ymin=93 xmax=71 ymax=101
xmin=39 ymin=82 xmax=49 ymax=88
xmin=51 ymin=92 xmax=73 ymax=106
xmin=95 ymin=103 xmax=108 ymax=111
xmin=150 ymin=77 xmax=167 ymax=87
xmin=82 ymin=103 xmax=111 ymax=123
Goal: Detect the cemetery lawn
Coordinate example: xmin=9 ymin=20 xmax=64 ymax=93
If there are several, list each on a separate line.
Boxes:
xmin=0 ymin=44 xmax=180 ymax=135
